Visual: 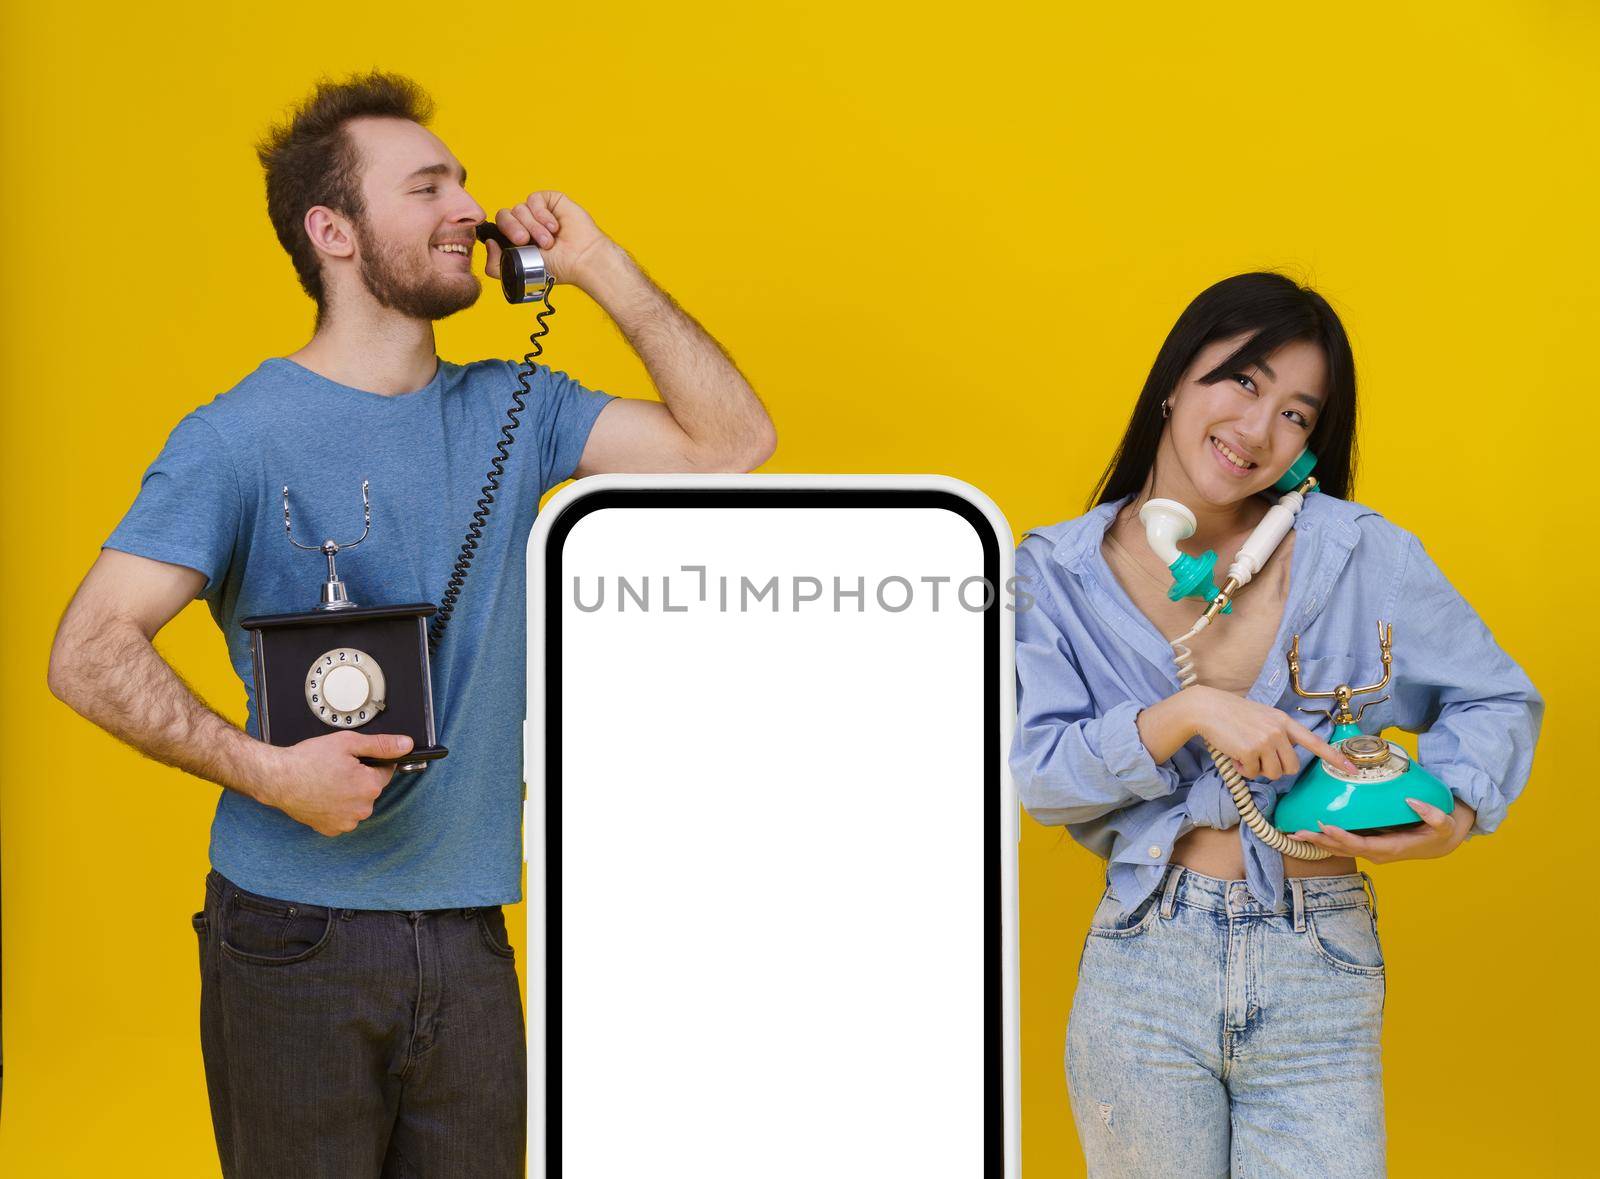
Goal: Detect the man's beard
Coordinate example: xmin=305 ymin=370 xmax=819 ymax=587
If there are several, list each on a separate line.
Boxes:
xmin=353 ymin=217 xmax=481 ymax=321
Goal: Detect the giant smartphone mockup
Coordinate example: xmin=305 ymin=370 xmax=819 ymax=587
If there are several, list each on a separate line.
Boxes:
xmin=526 ymin=476 xmax=1018 ymax=1177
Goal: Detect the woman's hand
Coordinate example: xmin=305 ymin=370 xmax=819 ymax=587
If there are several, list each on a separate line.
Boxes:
xmin=1180 ymin=685 xmax=1356 ymax=780
xmin=1291 ymin=798 xmax=1475 ymax=864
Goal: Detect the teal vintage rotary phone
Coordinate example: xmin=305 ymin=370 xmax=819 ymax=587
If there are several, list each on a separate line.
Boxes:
xmin=1274 ymin=622 xmax=1454 ymax=834
xmin=1139 ymin=450 xmax=1451 ymax=860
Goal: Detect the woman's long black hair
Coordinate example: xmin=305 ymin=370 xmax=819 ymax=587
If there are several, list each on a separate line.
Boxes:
xmin=1090 ymin=272 xmax=1359 ymax=509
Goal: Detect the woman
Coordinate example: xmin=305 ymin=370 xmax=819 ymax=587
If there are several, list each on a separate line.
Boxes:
xmin=1010 ymin=272 xmax=1541 ymax=1176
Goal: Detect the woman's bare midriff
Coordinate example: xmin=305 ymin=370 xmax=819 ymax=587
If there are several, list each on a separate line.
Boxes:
xmin=1173 ymin=826 xmax=1358 ymax=879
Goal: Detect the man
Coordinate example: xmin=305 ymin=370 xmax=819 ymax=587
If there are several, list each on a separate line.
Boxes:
xmin=46 ymin=71 xmax=774 ymax=1176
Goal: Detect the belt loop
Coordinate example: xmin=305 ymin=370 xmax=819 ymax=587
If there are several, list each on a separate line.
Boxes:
xmin=1360 ymin=870 xmax=1379 ymax=926
xmin=1160 ymin=866 xmax=1183 ymax=919
xmin=1290 ymin=878 xmax=1307 ymax=932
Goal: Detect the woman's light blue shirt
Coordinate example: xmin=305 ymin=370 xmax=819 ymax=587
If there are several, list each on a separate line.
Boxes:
xmin=1009 ymin=491 xmax=1543 ymax=918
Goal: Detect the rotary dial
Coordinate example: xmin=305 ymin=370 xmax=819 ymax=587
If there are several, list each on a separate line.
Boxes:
xmin=1323 ymin=736 xmax=1409 ymax=784
xmin=305 ymin=647 xmax=388 ymax=729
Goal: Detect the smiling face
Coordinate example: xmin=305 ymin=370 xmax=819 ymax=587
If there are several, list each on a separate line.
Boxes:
xmin=341 ymin=116 xmax=487 ymax=320
xmin=1158 ymin=333 xmax=1329 ymax=508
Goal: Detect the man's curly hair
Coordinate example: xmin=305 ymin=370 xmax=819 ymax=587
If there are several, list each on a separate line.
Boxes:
xmin=255 ymin=71 xmax=435 ymax=325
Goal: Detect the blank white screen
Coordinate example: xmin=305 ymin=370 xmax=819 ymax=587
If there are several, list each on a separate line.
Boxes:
xmin=556 ymin=502 xmax=988 ymax=1176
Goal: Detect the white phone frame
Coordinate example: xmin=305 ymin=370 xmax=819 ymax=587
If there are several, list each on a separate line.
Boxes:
xmin=524 ymin=474 xmax=1019 ymax=1176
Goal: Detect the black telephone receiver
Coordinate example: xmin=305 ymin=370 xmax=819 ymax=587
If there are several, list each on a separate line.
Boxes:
xmin=475 ymin=221 xmax=550 ymax=304
xmin=242 ymin=224 xmax=560 ymax=773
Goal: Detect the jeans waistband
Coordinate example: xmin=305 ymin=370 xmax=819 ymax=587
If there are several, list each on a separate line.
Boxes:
xmin=205 ymin=870 xmax=491 ymax=919
xmin=1155 ymin=865 xmax=1378 ymax=928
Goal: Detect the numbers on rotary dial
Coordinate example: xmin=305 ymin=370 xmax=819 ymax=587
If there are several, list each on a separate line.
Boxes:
xmin=305 ymin=647 xmax=388 ymax=729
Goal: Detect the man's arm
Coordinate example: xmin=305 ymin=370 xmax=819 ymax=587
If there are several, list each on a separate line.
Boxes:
xmin=48 ymin=549 xmax=407 ymax=836
xmin=486 ymin=192 xmax=777 ymax=476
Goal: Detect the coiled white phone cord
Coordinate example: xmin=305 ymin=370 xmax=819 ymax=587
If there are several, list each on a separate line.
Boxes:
xmin=1145 ymin=476 xmax=1331 ymax=860
xmin=1170 ymin=619 xmax=1331 ymax=860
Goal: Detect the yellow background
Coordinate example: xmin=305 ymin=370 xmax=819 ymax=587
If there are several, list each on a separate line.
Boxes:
xmin=2 ymin=1 xmax=1593 ymax=1172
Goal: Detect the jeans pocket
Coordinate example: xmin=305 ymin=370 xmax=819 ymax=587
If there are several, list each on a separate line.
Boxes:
xmin=1085 ymin=885 xmax=1160 ymax=940
xmin=219 ymin=889 xmax=335 ymax=966
xmin=477 ymin=907 xmax=517 ymax=960
xmin=1305 ymin=904 xmax=1385 ymax=977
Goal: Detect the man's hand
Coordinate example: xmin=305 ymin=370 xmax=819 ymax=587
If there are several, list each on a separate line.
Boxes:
xmin=479 ymin=189 xmax=775 ymax=474
xmin=1292 ymin=797 xmax=1476 ymax=865
xmin=262 ymin=731 xmax=415 ymax=837
xmin=483 ymin=190 xmax=614 ymax=290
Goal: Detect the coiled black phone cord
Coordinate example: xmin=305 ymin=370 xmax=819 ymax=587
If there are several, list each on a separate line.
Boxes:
xmin=427 ymin=279 xmax=556 ymax=656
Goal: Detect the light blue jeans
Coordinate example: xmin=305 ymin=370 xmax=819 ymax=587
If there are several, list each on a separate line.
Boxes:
xmin=1065 ymin=866 xmax=1387 ymax=1177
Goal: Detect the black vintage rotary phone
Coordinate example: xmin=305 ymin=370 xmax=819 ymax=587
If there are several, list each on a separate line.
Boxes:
xmin=241 ymin=222 xmax=555 ymax=772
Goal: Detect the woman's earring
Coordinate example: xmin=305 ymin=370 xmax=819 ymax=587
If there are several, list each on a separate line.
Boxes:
xmin=1161 ymin=398 xmax=1171 ymax=419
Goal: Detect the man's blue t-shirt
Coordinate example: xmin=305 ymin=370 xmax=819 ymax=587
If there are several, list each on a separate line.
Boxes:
xmin=104 ymin=355 xmax=614 ymax=909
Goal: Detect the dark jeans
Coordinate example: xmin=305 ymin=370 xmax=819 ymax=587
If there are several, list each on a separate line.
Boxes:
xmin=192 ymin=870 xmax=526 ymax=1177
